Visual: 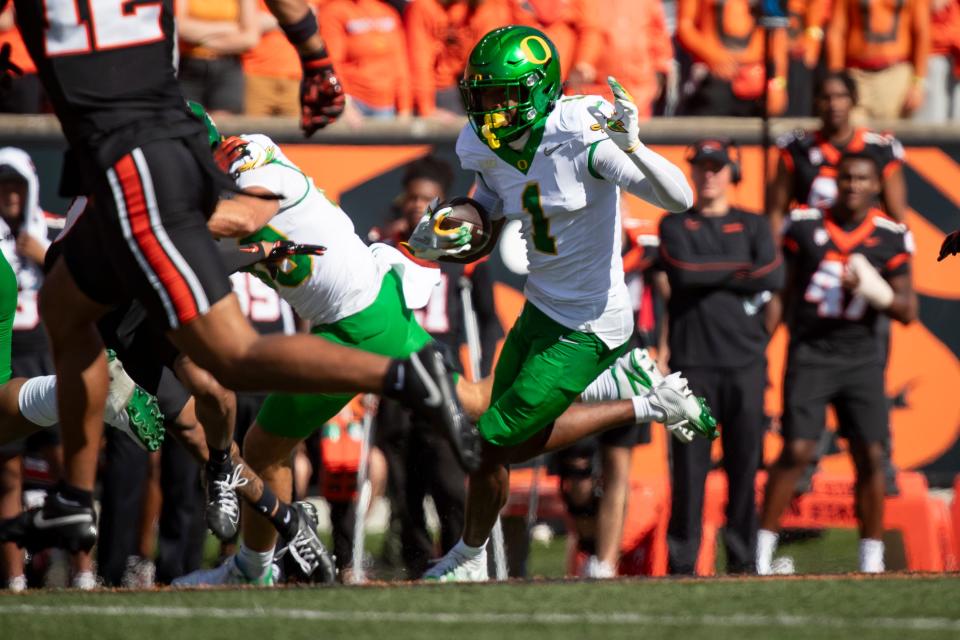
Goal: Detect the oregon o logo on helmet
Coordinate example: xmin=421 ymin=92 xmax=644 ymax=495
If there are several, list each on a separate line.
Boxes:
xmin=520 ymin=35 xmax=550 ymax=64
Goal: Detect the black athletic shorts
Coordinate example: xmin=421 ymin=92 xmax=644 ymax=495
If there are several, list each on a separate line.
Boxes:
xmin=98 ymin=302 xmax=190 ymax=421
xmin=782 ymin=348 xmax=889 ymax=444
xmin=58 ymin=136 xmax=231 ymax=331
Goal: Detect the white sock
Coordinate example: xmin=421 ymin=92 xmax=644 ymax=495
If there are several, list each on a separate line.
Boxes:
xmin=236 ymin=544 xmax=274 ymax=580
xmin=17 ymin=375 xmax=59 ymax=427
xmin=632 ymin=395 xmax=663 ymax=423
xmin=580 ymin=370 xmax=619 ymax=403
xmin=756 ymin=529 xmax=778 ymax=575
xmin=859 ymin=538 xmax=884 ymax=573
xmin=453 ymin=538 xmax=485 ymax=558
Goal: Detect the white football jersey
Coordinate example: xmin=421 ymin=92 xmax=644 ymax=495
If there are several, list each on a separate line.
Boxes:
xmin=456 ymin=96 xmax=632 ymax=347
xmin=229 ymin=134 xmax=386 ymax=326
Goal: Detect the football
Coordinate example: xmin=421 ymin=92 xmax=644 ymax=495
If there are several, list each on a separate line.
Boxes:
xmin=434 ymin=196 xmax=492 ymax=262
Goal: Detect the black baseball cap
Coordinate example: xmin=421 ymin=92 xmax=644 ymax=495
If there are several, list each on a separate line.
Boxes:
xmin=688 ymin=139 xmax=734 ymax=166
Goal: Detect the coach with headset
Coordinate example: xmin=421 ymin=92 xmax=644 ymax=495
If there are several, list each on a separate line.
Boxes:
xmin=657 ymin=139 xmax=784 ymax=574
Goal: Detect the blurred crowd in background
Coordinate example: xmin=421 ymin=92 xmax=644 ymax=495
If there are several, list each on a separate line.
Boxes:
xmin=0 ymin=0 xmax=956 ymax=124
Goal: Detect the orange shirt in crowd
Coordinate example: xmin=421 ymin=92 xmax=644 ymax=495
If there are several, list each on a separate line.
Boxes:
xmin=573 ymin=0 xmax=672 ymax=118
xmin=242 ymin=0 xmax=303 ymax=80
xmin=179 ymin=0 xmax=241 ymax=58
xmin=786 ymin=0 xmax=830 ymax=64
xmin=319 ymin=0 xmax=412 ymax=112
xmin=405 ymin=0 xmax=516 ymax=116
xmin=827 ymin=0 xmax=931 ymax=75
xmin=931 ymin=0 xmax=960 ymax=57
xmin=0 ymin=11 xmax=36 ymax=75
xmin=513 ymin=0 xmax=602 ymax=81
xmin=677 ymin=0 xmax=787 ymax=100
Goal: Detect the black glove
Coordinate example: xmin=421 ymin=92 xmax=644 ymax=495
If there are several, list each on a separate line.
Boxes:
xmin=266 ymin=241 xmax=326 ymax=261
xmin=299 ymin=50 xmax=345 ymax=137
xmin=0 ymin=43 xmax=23 ymax=92
xmin=938 ymin=230 xmax=960 ymax=262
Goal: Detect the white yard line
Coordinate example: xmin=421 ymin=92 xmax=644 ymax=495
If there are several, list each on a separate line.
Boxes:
xmin=0 ymin=604 xmax=958 ymax=631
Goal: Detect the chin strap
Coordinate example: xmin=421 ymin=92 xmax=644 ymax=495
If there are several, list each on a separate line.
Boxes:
xmin=481 ymin=112 xmax=508 ymax=149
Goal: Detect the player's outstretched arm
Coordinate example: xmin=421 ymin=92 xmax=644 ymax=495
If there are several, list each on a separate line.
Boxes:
xmin=589 ymin=77 xmax=693 ymax=212
xmin=264 ymin=0 xmax=345 ymax=135
xmin=207 ymin=187 xmax=280 ymax=239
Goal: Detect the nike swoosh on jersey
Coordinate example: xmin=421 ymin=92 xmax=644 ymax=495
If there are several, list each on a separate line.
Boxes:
xmin=33 ymin=511 xmax=93 ymax=530
xmin=543 ymin=142 xmax=568 ymax=157
xmin=558 ymin=336 xmax=579 ymax=345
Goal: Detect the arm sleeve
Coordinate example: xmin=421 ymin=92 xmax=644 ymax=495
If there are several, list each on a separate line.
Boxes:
xmin=468 ymin=260 xmax=503 ymax=377
xmin=727 ymin=215 xmax=786 ymax=293
xmin=658 ymin=215 xmax=751 ymax=288
xmin=590 ymin=138 xmax=694 ymax=212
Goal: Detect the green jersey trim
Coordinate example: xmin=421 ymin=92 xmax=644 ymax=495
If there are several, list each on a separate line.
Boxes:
xmin=489 ymin=117 xmax=546 ymax=175
xmin=587 ymin=140 xmax=604 ymax=181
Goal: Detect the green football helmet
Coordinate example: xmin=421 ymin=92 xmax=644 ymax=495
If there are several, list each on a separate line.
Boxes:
xmin=187 ymin=100 xmax=222 ymax=149
xmin=459 ymin=25 xmax=562 ymax=150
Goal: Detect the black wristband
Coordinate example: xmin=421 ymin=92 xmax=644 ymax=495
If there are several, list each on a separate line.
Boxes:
xmin=280 ymin=9 xmax=319 ymax=46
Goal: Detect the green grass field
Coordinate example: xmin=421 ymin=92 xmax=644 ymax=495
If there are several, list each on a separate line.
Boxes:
xmin=1 ymin=574 xmax=958 ymax=640
xmin=5 ymin=530 xmax=954 ymax=640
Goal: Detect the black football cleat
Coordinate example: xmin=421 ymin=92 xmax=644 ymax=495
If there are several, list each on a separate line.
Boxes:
xmin=205 ymin=463 xmax=247 ymax=542
xmin=384 ymin=343 xmax=482 ymax=473
xmin=275 ymin=501 xmax=336 ymax=584
xmin=0 ymin=492 xmax=97 ymax=553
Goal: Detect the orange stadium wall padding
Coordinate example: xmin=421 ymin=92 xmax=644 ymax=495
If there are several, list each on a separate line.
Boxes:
xmin=19 ymin=138 xmax=960 ymax=486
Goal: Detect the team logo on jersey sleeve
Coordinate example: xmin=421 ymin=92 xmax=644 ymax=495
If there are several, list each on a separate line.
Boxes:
xmin=814 ymin=228 xmax=829 ymax=246
xmin=808 ymin=147 xmax=823 ymax=166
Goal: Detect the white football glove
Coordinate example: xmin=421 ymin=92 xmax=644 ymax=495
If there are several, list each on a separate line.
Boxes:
xmin=400 ymin=200 xmax=474 ymax=261
xmin=591 ymin=76 xmax=641 ymax=153
xmin=666 ymin=421 xmax=696 ymax=444
xmin=848 ymin=253 xmax=894 ymax=310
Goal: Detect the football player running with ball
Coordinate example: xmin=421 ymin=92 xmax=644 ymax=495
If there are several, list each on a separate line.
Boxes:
xmin=406 ymin=25 xmax=717 ymax=582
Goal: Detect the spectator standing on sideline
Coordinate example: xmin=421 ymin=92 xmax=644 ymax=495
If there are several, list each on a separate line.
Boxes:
xmin=914 ymin=0 xmax=960 ymax=122
xmin=369 ymin=156 xmax=501 ymax=578
xmin=676 ymin=0 xmax=788 ymax=116
xmin=177 ymin=0 xmax=260 ymax=116
xmin=768 ymin=72 xmax=907 ymax=235
xmin=405 ymin=0 xmax=515 ymax=118
xmin=827 ymin=0 xmax=931 ymax=121
xmin=319 ymin=0 xmax=412 ymax=121
xmin=784 ymin=0 xmax=829 ymax=116
xmin=659 ymin=139 xmax=783 ymax=575
xmin=566 ymin=0 xmax=673 ymax=119
xmin=757 ymin=152 xmax=917 ymax=575
xmin=242 ymin=0 xmax=305 ymax=117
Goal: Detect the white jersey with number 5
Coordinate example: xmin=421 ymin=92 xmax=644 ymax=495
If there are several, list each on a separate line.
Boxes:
xmin=228 ymin=134 xmax=386 ymax=326
xmin=456 ymin=95 xmax=632 ymax=348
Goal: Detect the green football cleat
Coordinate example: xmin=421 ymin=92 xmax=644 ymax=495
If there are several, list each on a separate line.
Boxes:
xmin=691 ymin=395 xmax=719 ymax=440
xmin=105 ymin=350 xmax=165 ymax=452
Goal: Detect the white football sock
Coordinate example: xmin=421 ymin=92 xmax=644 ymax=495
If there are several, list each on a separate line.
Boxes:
xmin=756 ymin=528 xmax=778 ymax=575
xmin=236 ymin=544 xmax=274 ymax=580
xmin=859 ymin=538 xmax=884 ymax=573
xmin=632 ymin=395 xmax=663 ymax=423
xmin=453 ymin=538 xmax=485 ymax=558
xmin=17 ymin=375 xmax=59 ymax=427
xmin=580 ymin=370 xmax=619 ymax=403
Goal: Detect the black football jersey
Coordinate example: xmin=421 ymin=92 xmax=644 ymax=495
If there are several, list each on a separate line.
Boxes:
xmin=778 ymin=127 xmax=904 ymax=209
xmin=783 ymin=207 xmax=912 ymax=360
xmin=13 ymin=0 xmax=200 ymax=166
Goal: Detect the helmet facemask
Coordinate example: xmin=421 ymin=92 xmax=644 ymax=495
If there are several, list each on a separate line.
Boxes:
xmin=459 ymin=26 xmax=562 ymax=151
